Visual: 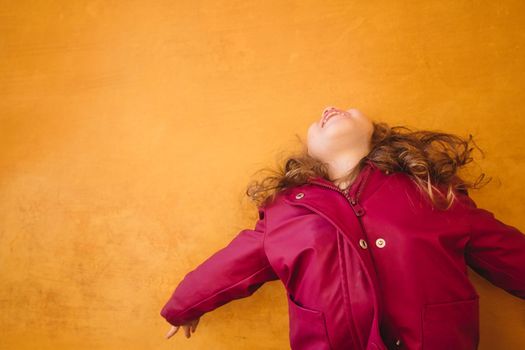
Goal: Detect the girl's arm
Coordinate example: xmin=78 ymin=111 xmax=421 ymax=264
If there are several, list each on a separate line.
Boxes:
xmin=160 ymin=208 xmax=279 ymax=326
xmin=462 ymin=194 xmax=525 ymax=299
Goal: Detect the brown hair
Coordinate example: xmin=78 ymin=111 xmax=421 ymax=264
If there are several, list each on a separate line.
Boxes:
xmin=245 ymin=121 xmax=491 ymax=210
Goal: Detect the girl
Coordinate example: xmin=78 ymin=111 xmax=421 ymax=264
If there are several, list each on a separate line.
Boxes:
xmin=160 ymin=107 xmax=525 ymax=349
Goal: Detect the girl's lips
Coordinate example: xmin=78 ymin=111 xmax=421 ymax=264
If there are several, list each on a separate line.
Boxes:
xmin=321 ymin=109 xmax=348 ymax=127
xmin=322 ymin=106 xmax=336 ymax=120
xmin=322 ymin=112 xmax=338 ymax=127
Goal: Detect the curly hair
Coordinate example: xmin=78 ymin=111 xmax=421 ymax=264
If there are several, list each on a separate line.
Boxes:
xmin=245 ymin=121 xmax=491 ymax=211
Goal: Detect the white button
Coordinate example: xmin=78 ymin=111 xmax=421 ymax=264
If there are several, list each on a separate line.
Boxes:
xmin=395 ymin=338 xmax=401 ymax=346
xmin=359 ymin=239 xmax=368 ymax=249
xmin=375 ymin=238 xmax=386 ymax=248
xmin=295 ymin=192 xmax=304 ymax=199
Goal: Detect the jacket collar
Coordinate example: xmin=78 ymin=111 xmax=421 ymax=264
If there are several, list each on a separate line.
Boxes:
xmin=306 ymin=159 xmax=385 ymax=203
xmin=281 ymin=159 xmax=390 ymax=220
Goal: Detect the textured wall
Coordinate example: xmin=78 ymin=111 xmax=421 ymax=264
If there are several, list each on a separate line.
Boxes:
xmin=1 ymin=1 xmax=524 ymax=349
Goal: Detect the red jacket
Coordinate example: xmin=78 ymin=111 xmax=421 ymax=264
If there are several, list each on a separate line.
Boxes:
xmin=160 ymin=160 xmax=525 ymax=349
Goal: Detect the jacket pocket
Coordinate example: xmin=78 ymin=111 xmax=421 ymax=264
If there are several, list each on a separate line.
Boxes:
xmin=422 ymin=296 xmax=479 ymax=350
xmin=287 ymin=291 xmax=332 ymax=350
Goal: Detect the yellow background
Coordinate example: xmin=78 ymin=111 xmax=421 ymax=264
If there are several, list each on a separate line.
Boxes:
xmin=1 ymin=1 xmax=524 ymax=349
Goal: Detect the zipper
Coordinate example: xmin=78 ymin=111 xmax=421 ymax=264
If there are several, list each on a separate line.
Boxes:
xmin=309 ymin=168 xmax=371 ymax=217
xmin=308 ymin=170 xmax=372 ymax=350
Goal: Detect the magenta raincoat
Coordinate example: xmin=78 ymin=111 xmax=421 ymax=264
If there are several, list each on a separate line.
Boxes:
xmin=160 ymin=159 xmax=525 ymax=349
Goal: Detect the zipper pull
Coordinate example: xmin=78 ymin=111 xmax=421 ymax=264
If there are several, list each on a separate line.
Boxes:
xmin=349 ymin=197 xmax=365 ymax=217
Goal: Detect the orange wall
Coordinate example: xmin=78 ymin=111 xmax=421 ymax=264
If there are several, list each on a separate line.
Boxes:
xmin=1 ymin=1 xmax=524 ymax=349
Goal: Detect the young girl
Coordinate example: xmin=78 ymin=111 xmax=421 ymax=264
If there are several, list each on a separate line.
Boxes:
xmin=160 ymin=107 xmax=525 ymax=349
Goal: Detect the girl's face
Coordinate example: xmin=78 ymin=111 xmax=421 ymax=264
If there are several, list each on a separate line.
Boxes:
xmin=307 ymin=107 xmax=374 ymax=162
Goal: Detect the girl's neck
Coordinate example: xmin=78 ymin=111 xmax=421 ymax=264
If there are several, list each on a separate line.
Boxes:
xmin=327 ymin=159 xmax=362 ymax=191
xmin=332 ymin=174 xmax=356 ymax=191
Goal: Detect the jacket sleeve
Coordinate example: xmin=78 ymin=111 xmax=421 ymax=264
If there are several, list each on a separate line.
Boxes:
xmin=160 ymin=208 xmax=279 ymax=326
xmin=461 ymin=194 xmax=525 ymax=299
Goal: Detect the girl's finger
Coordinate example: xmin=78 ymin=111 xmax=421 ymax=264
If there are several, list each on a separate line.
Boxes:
xmin=191 ymin=318 xmax=199 ymax=333
xmin=184 ymin=325 xmax=191 ymax=338
xmin=165 ymin=325 xmax=179 ymax=339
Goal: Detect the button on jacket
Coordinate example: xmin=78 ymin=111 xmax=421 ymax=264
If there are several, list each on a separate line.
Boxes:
xmin=160 ymin=159 xmax=525 ymax=349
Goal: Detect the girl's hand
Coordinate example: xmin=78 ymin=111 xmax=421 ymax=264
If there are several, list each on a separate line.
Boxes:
xmin=165 ymin=317 xmax=200 ymax=339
